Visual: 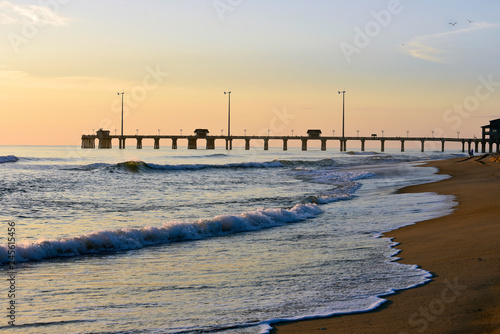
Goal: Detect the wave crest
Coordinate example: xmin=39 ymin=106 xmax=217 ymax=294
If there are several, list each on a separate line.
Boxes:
xmin=0 ymin=155 xmax=18 ymax=163
xmin=0 ymin=203 xmax=322 ymax=264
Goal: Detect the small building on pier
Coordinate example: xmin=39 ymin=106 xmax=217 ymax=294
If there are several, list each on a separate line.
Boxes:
xmin=194 ymin=129 xmax=210 ymax=138
xmin=307 ymin=129 xmax=322 ymax=139
xmin=481 ymin=118 xmax=500 ymax=142
xmin=96 ymin=129 xmax=112 ymax=149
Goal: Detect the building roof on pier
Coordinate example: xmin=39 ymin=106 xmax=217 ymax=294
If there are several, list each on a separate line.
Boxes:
xmin=481 ymin=118 xmax=500 ymax=128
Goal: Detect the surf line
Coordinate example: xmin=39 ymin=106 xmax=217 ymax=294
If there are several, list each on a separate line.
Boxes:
xmin=6 ymin=221 xmax=16 ymax=326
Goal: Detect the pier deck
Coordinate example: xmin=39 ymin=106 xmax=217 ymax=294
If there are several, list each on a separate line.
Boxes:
xmin=81 ymin=133 xmax=500 ymax=153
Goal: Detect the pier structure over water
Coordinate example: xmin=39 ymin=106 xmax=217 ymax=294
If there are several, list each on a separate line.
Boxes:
xmin=82 ymin=129 xmax=500 ymax=153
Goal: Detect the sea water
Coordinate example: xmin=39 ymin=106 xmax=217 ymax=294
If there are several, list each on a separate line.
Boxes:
xmin=0 ymin=145 xmax=461 ymax=333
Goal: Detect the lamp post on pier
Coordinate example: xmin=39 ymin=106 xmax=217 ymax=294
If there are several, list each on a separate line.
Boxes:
xmin=338 ymin=90 xmax=346 ymax=151
xmin=224 ymin=90 xmax=231 ymax=150
xmin=117 ymin=91 xmax=124 ymax=149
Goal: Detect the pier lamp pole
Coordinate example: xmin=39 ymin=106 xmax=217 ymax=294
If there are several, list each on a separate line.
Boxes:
xmin=338 ymin=91 xmax=346 ymax=138
xmin=117 ymin=92 xmax=124 ymax=148
xmin=224 ymin=91 xmax=231 ymax=150
xmin=339 ymin=90 xmax=346 ymax=151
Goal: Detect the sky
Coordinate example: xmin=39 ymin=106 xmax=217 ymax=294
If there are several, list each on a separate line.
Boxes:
xmin=0 ymin=0 xmax=499 ymax=146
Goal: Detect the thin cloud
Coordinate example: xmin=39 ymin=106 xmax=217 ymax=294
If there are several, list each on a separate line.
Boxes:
xmin=404 ymin=22 xmax=499 ymax=63
xmin=0 ymin=68 xmax=125 ymax=91
xmin=0 ymin=1 xmax=71 ymax=26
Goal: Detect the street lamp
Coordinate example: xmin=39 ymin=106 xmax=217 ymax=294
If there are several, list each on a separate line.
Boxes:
xmin=244 ymin=129 xmax=247 ymax=136
xmin=117 ymin=92 xmax=124 ymax=136
xmin=407 ymin=130 xmax=409 ymax=138
xmin=291 ymin=129 xmax=294 ymax=136
xmin=180 ymin=129 xmax=183 ymax=136
xmin=221 ymin=129 xmax=223 ymax=136
xmin=457 ymin=131 xmax=460 ymax=139
xmin=117 ymin=92 xmax=124 ymax=149
xmin=158 ymin=129 xmax=161 ymax=136
xmin=432 ymin=131 xmax=435 ymax=138
xmin=357 ymin=130 xmax=359 ymax=137
xmin=267 ymin=129 xmax=270 ymax=136
xmin=224 ymin=90 xmax=231 ymax=137
xmin=338 ymin=90 xmax=346 ymax=138
xmin=382 ymin=130 xmax=384 ymax=137
xmin=92 ymin=129 xmax=95 ymax=135
xmin=332 ymin=130 xmax=335 ymax=137
xmin=136 ymin=129 xmax=138 ymax=136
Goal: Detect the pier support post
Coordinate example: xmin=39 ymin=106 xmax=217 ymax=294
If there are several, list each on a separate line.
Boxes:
xmin=361 ymin=139 xmax=365 ymax=152
xmin=401 ymin=140 xmax=405 ymax=152
xmin=172 ymin=138 xmax=177 ymax=149
xmin=283 ymin=139 xmax=288 ymax=151
xmin=497 ymin=142 xmax=499 ymax=153
xmin=381 ymin=140 xmax=385 ymax=152
xmin=188 ymin=137 xmax=197 ymax=149
xmin=481 ymin=141 xmax=486 ymax=153
xmin=321 ymin=139 xmax=327 ymax=151
xmin=81 ymin=137 xmax=96 ymax=148
xmin=98 ymin=138 xmax=112 ymax=149
xmin=421 ymin=140 xmax=425 ymax=152
xmin=245 ymin=138 xmax=251 ymax=150
xmin=340 ymin=139 xmax=347 ymax=151
xmin=264 ymin=138 xmax=269 ymax=150
xmin=467 ymin=141 xmax=471 ymax=154
xmin=301 ymin=138 xmax=308 ymax=151
xmin=489 ymin=141 xmax=493 ymax=153
xmin=441 ymin=140 xmax=445 ymax=152
xmin=119 ymin=137 xmax=126 ymax=149
xmin=136 ymin=137 xmax=142 ymax=149
xmin=475 ymin=141 xmax=479 ymax=153
xmin=154 ymin=137 xmax=160 ymax=149
xmin=206 ymin=138 xmax=215 ymax=149
xmin=462 ymin=141 xmax=465 ymax=153
xmin=225 ymin=138 xmax=232 ymax=150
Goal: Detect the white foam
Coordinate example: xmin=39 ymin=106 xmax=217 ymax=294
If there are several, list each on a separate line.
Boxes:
xmin=0 ymin=203 xmax=322 ymax=264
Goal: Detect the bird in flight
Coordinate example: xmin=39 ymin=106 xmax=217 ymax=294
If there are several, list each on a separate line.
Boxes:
xmin=467 ymin=19 xmax=473 ymax=23
xmin=449 ymin=22 xmax=457 ymax=26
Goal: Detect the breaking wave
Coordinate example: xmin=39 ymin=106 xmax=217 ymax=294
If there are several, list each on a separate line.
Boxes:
xmin=0 ymin=155 xmax=18 ymax=163
xmin=74 ymin=160 xmax=285 ymax=172
xmin=0 ymin=203 xmax=322 ymax=264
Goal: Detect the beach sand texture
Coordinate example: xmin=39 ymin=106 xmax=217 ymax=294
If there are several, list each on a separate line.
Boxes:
xmin=273 ymin=155 xmax=500 ymax=334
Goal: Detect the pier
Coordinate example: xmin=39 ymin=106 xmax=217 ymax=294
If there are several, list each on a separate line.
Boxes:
xmin=82 ymin=129 xmax=500 ymax=153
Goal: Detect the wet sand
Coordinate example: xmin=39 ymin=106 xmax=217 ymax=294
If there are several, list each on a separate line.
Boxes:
xmin=272 ymin=155 xmax=500 ymax=333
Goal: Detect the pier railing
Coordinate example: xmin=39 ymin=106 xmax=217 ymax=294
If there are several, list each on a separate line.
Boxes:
xmin=81 ymin=133 xmax=500 ymax=153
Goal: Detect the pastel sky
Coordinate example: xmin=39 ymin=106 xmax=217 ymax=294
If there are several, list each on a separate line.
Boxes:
xmin=1 ymin=0 xmax=499 ymax=146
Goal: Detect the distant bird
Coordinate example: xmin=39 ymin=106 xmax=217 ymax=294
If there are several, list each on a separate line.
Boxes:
xmin=449 ymin=22 xmax=457 ymax=26
xmin=467 ymin=19 xmax=473 ymax=23
xmin=401 ymin=43 xmax=406 ymax=47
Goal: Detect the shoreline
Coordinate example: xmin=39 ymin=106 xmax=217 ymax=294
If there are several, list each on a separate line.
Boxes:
xmin=272 ymin=155 xmax=500 ymax=333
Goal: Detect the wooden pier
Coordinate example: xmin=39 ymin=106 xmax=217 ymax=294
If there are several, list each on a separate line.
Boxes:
xmin=81 ymin=130 xmax=500 ymax=153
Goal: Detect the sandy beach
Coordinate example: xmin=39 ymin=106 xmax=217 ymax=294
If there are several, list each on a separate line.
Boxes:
xmin=272 ymin=155 xmax=500 ymax=333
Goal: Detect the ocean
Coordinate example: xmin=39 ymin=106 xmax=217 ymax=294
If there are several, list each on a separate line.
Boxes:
xmin=0 ymin=145 xmax=462 ymax=333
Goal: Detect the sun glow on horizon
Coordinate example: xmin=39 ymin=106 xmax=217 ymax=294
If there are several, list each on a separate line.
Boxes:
xmin=1 ymin=0 xmax=499 ymax=145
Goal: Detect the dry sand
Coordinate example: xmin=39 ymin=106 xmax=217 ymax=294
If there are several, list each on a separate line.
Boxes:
xmin=272 ymin=155 xmax=500 ymax=334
